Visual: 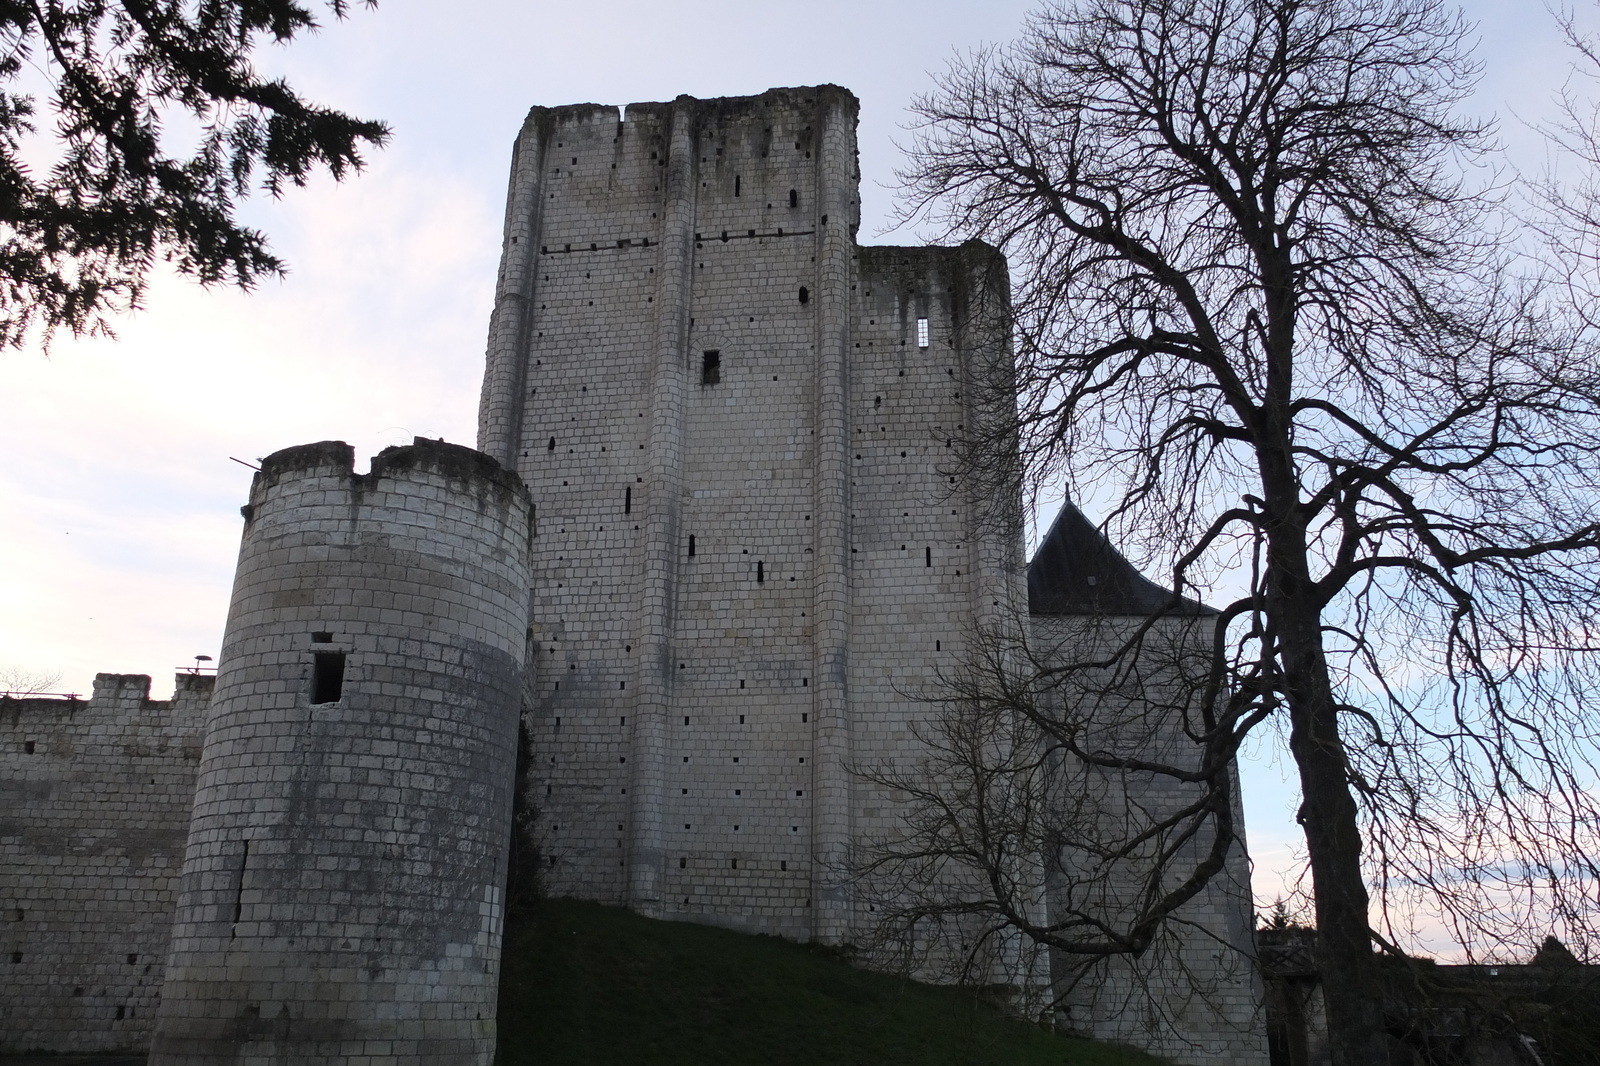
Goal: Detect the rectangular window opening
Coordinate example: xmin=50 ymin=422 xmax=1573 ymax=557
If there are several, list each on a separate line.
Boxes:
xmin=311 ymin=652 xmax=346 ymax=705
xmin=916 ymin=317 xmax=930 ymax=348
xmin=624 ymin=487 xmax=632 ymax=514
xmin=688 ymin=534 xmax=697 ymax=558
xmin=701 ymin=350 xmax=721 ymax=386
xmin=925 ymin=547 xmax=932 ymax=568
xmin=756 ymin=560 xmax=764 ymax=583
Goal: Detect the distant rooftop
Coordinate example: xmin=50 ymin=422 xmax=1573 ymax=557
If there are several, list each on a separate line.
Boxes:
xmin=1027 ymin=502 xmax=1211 ymax=617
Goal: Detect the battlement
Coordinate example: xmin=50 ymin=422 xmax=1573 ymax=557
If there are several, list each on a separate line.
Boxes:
xmin=253 ymin=436 xmax=531 ymax=502
xmin=518 ymin=84 xmax=856 ymax=138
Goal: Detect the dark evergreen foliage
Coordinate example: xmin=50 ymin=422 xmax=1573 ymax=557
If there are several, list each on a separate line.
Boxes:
xmin=0 ymin=0 xmax=388 ymax=347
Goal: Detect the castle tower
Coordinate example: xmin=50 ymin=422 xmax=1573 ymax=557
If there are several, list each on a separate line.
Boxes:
xmin=478 ymin=85 xmax=1023 ymax=945
xmin=150 ymin=440 xmax=533 ymax=1066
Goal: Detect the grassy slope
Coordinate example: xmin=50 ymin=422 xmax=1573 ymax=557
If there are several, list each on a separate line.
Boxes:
xmin=496 ymin=898 xmax=1166 ymax=1066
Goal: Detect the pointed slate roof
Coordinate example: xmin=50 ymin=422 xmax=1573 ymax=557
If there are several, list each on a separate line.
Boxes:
xmin=1027 ymin=502 xmax=1212 ymax=617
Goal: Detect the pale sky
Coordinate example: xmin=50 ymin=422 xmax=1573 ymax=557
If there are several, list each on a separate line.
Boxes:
xmin=0 ymin=0 xmax=1584 ymax=955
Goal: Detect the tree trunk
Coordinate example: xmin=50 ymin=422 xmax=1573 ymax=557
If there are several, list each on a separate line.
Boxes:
xmin=1273 ymin=538 xmax=1391 ymax=1066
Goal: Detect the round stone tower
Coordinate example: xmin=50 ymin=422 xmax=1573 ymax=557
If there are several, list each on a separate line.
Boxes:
xmin=150 ymin=439 xmax=533 ymax=1066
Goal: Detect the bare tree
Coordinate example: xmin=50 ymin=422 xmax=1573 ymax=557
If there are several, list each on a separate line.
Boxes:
xmin=0 ymin=665 xmax=63 ymax=696
xmin=889 ymin=1 xmax=1600 ymax=1063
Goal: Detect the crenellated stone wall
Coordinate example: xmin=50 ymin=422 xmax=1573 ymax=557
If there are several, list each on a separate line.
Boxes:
xmin=0 ymin=672 xmax=210 ymax=1053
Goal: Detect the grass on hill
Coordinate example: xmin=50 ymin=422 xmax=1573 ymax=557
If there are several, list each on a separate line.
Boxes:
xmin=495 ymin=897 xmax=1168 ymax=1066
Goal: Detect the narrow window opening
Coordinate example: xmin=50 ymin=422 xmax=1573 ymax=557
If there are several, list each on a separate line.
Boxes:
xmin=680 ymin=858 xmax=687 ymax=868
xmin=231 ymin=840 xmax=250 ymax=935
xmin=547 ymin=437 xmax=556 ymax=451
xmin=115 ymin=1005 xmax=126 ymax=1020
xmin=798 ymin=286 xmax=809 ymax=305
xmin=624 ymin=487 xmax=632 ymax=514
xmin=925 ymin=547 xmax=932 ymax=568
xmin=701 ymin=350 xmax=721 ymax=385
xmin=789 ymin=188 xmax=798 ymax=207
xmin=781 ymin=860 xmax=787 ymax=871
xmin=688 ymin=534 xmax=697 ymax=558
xmin=23 ymin=741 xmax=34 ymax=754
xmin=311 ymin=652 xmax=346 ymax=704
xmin=734 ymin=175 xmax=741 ymax=196
xmin=739 ymin=714 xmax=746 ymax=724
xmin=756 ymin=561 xmax=764 ymax=583
xmin=802 ymin=713 xmax=808 ymax=722
xmin=917 ymin=318 xmax=930 ymax=348
xmin=312 ymin=631 xmax=332 ymax=643
xmin=731 ymin=859 xmax=738 ymax=869
xmin=127 ymin=953 xmax=137 ymax=964
xmin=936 ymin=640 xmax=942 ymax=651
xmin=9 ymin=952 xmax=19 ymax=964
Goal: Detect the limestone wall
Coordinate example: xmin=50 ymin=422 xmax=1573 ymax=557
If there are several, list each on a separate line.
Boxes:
xmin=1031 ymin=613 xmax=1267 ymax=1065
xmin=0 ymin=672 xmax=209 ymax=1053
xmin=150 ymin=439 xmax=533 ymax=1066
xmin=488 ymin=87 xmax=1024 ymax=945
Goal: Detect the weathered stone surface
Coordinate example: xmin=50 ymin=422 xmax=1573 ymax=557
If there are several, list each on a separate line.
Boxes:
xmin=485 ymin=87 xmax=1026 ymax=953
xmin=148 ymin=438 xmax=531 ymax=1066
xmin=0 ymin=674 xmax=208 ymax=1054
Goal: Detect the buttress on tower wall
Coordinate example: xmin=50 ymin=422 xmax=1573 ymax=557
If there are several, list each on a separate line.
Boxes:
xmin=479 ymin=86 xmax=1024 ymax=944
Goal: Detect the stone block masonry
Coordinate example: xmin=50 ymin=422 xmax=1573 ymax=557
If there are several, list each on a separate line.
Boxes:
xmin=482 ymin=86 xmax=1028 ymax=949
xmin=0 ymin=672 xmax=209 ymax=1054
xmin=148 ymin=439 xmax=533 ymax=1066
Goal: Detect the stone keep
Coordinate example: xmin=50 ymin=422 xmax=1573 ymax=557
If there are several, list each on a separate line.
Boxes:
xmin=479 ymin=85 xmax=1021 ymax=944
xmin=478 ymin=83 xmax=1265 ymax=1063
xmin=149 ymin=439 xmax=532 ymax=1066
